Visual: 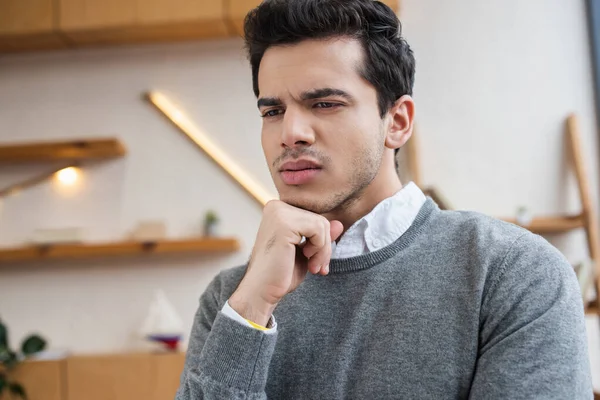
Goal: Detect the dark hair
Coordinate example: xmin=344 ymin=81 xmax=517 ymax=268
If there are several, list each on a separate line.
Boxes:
xmin=243 ymin=0 xmax=415 ymax=119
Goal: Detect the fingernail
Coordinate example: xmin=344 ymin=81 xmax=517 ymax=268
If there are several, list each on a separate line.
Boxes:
xmin=324 ymin=264 xmax=330 ymax=274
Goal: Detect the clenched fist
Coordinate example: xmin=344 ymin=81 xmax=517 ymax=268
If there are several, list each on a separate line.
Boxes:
xmin=229 ymin=200 xmax=344 ymax=326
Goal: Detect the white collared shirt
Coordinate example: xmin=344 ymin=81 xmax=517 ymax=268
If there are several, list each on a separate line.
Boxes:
xmin=331 ymin=182 xmax=426 ymax=259
xmin=222 ymin=182 xmax=427 ymax=333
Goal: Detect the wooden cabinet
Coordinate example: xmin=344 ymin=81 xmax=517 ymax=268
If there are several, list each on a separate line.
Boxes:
xmin=0 ymin=360 xmax=65 ymax=400
xmin=0 ymin=0 xmax=64 ymax=51
xmin=58 ymin=0 xmax=228 ymax=45
xmin=65 ymin=353 xmax=185 ymax=400
xmin=66 ymin=353 xmax=185 ymax=400
xmin=1 ymin=353 xmax=185 ymax=400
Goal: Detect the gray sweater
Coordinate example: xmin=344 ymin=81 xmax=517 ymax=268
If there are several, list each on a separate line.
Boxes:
xmin=177 ymin=199 xmax=593 ymax=399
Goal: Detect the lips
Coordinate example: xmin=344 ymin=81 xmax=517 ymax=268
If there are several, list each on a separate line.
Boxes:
xmin=279 ymin=159 xmax=322 ymax=185
xmin=280 ymin=159 xmax=322 ymax=171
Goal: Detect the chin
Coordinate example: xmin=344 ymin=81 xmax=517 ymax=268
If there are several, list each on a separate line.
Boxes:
xmin=278 ymin=190 xmax=338 ymax=214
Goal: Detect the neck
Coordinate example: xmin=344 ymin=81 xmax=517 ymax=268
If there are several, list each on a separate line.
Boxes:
xmin=323 ymin=160 xmax=402 ymax=234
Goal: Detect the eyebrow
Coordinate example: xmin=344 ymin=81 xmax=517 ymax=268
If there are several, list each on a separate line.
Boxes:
xmin=257 ymin=97 xmax=282 ymax=108
xmin=300 ymin=88 xmax=354 ymax=101
xmin=257 ymin=87 xmax=354 ymax=108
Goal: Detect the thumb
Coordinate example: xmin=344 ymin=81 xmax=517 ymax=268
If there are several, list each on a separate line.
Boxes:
xmin=329 ymin=220 xmax=344 ymax=242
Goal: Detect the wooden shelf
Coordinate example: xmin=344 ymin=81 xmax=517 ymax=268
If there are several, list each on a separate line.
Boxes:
xmin=0 ymin=138 xmax=126 ymax=164
xmin=2 ymin=0 xmax=401 ymax=53
xmin=227 ymin=0 xmax=400 ymax=35
xmin=501 ymin=214 xmax=585 ymax=234
xmin=586 ymin=300 xmax=598 ymax=316
xmin=0 ymin=237 xmax=239 ymax=263
xmin=586 ymin=305 xmax=597 ymax=316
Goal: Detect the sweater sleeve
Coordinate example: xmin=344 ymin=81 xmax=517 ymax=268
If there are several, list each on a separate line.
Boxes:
xmin=469 ymin=233 xmax=593 ymax=399
xmin=176 ymin=273 xmax=278 ymax=400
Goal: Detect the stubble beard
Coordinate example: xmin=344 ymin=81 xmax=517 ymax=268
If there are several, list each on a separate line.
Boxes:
xmin=279 ymin=138 xmax=385 ymax=216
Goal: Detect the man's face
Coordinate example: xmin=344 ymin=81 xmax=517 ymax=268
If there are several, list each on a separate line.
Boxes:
xmin=258 ymin=38 xmax=386 ymax=214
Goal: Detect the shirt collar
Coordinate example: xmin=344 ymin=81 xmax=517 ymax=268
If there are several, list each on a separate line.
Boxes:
xmin=332 ymin=182 xmax=427 ymax=259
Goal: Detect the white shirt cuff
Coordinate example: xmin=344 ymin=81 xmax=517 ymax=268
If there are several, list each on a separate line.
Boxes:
xmin=221 ymin=300 xmax=277 ymax=334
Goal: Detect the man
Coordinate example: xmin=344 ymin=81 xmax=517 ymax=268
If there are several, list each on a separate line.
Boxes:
xmin=177 ymin=0 xmax=592 ymax=398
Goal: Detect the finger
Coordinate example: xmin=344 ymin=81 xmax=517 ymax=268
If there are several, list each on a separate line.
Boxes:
xmin=304 ymin=220 xmax=330 ymax=275
xmin=289 ymin=215 xmax=326 ymax=248
xmin=303 ymin=220 xmax=343 ymax=274
xmin=289 ymin=214 xmax=329 ymax=269
xmin=318 ymin=220 xmax=343 ymax=276
xmin=302 ymin=242 xmax=319 ymax=259
xmin=329 ymin=220 xmax=344 ymax=242
xmin=310 ymin=240 xmax=332 ymax=276
xmin=307 ymin=226 xmax=332 ymax=275
xmin=302 ymin=245 xmax=329 ymax=275
xmin=303 ymin=223 xmax=340 ymax=257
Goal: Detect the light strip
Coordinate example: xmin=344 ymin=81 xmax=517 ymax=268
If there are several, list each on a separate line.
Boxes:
xmin=147 ymin=91 xmax=276 ymax=206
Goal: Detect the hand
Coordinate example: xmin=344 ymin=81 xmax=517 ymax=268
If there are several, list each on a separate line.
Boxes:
xmin=229 ymin=200 xmax=344 ymax=326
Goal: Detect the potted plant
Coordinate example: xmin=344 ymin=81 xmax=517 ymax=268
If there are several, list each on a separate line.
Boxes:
xmin=0 ymin=318 xmax=47 ymax=399
xmin=203 ymin=210 xmax=220 ymax=237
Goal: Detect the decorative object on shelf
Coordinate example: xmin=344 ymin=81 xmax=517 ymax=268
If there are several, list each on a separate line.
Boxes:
xmin=203 ymin=211 xmax=220 ymax=237
xmin=140 ymin=290 xmax=184 ymax=352
xmin=30 ymin=227 xmax=84 ymax=245
xmin=146 ymin=91 xmax=276 ymax=207
xmin=515 ymin=206 xmax=533 ymax=227
xmin=0 ymin=317 xmax=47 ymax=399
xmin=131 ymin=221 xmax=167 ymax=241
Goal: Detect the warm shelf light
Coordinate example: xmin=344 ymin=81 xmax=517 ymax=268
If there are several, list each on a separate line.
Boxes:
xmin=146 ymin=91 xmax=276 ymax=206
xmin=56 ymin=166 xmax=79 ymax=185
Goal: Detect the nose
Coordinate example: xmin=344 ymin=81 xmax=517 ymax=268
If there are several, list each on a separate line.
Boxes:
xmin=280 ymin=108 xmax=315 ymax=149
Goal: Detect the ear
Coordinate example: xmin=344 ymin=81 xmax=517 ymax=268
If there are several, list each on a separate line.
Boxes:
xmin=385 ymin=95 xmax=415 ymax=151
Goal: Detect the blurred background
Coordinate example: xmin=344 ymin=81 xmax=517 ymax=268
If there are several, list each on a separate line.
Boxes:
xmin=1 ymin=0 xmax=600 ymax=398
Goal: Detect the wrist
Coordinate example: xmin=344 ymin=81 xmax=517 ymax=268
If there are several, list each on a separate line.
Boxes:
xmin=229 ymin=289 xmax=277 ymax=327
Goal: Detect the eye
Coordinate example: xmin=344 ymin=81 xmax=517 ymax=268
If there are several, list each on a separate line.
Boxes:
xmin=314 ymin=102 xmax=340 ymax=109
xmin=261 ymin=109 xmax=284 ymax=118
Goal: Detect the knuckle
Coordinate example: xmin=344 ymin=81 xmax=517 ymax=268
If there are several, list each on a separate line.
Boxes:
xmin=263 ymin=199 xmax=281 ymax=213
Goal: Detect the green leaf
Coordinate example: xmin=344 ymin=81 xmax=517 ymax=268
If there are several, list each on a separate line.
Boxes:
xmin=5 ymin=351 xmax=18 ymax=370
xmin=0 ymin=319 xmax=8 ymax=349
xmin=0 ymin=374 xmax=6 ymax=395
xmin=0 ymin=346 xmax=10 ymax=363
xmin=9 ymin=382 xmax=27 ymax=399
xmin=21 ymin=335 xmax=46 ymax=356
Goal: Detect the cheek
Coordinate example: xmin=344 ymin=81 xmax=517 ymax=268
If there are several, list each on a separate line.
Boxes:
xmin=261 ymin=128 xmax=278 ymax=166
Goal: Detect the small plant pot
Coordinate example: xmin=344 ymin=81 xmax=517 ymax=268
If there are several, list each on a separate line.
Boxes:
xmin=204 ymin=223 xmax=219 ymax=237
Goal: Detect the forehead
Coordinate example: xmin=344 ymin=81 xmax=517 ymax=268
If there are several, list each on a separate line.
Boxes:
xmin=257 ymin=38 xmax=366 ymax=98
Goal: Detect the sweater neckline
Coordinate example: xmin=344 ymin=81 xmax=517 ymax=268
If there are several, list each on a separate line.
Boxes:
xmin=327 ymin=198 xmax=438 ymax=274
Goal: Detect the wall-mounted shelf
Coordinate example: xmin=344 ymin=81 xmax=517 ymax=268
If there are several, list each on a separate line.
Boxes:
xmin=0 ymin=237 xmax=239 ymax=263
xmin=0 ymin=138 xmax=126 ymax=164
xmin=1 ymin=0 xmax=400 ymax=53
xmin=586 ymin=300 xmax=598 ymax=315
xmin=501 ymin=214 xmax=586 ymax=234
xmin=226 ymin=0 xmax=400 ymax=35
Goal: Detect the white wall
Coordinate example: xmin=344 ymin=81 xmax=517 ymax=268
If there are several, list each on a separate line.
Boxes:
xmin=0 ymin=38 xmax=273 ymax=353
xmin=403 ymin=0 xmax=600 ymax=387
xmin=0 ymin=0 xmax=598 ymax=386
